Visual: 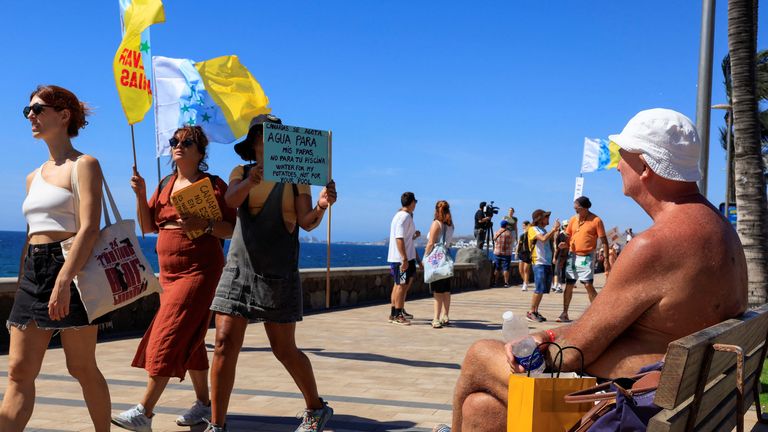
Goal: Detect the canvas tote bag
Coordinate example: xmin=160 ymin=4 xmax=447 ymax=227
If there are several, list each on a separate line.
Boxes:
xmin=62 ymin=157 xmax=161 ymax=322
xmin=424 ymin=222 xmax=454 ymax=283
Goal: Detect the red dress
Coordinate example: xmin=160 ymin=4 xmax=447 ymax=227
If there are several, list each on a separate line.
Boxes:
xmin=131 ymin=173 xmax=236 ymax=378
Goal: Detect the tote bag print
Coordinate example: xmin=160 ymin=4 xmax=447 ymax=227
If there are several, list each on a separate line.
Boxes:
xmin=94 ymin=233 xmax=151 ymax=303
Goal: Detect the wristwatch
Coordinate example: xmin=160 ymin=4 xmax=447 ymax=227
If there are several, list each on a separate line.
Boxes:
xmin=204 ymin=220 xmax=214 ymax=235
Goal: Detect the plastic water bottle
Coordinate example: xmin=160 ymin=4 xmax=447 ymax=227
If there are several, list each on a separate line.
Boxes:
xmin=502 ymin=311 xmax=546 ymax=375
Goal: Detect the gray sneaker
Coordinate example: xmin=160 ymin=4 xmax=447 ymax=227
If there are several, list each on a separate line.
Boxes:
xmin=176 ymin=399 xmax=211 ymax=426
xmin=203 ymin=422 xmax=227 ymax=432
xmin=112 ymin=404 xmax=152 ymax=432
xmin=433 ymin=425 xmax=451 ymax=432
xmin=295 ymin=398 xmax=333 ymax=432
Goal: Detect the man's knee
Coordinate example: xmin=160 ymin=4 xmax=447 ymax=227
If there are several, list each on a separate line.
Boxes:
xmin=463 ymin=339 xmax=504 ymax=369
xmin=462 ymin=392 xmax=507 ymax=429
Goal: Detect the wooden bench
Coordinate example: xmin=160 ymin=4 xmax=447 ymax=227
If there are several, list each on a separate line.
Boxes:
xmin=648 ymin=303 xmax=768 ymax=431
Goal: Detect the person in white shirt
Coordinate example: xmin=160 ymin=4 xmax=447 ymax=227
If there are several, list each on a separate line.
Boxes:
xmin=387 ymin=192 xmax=421 ymax=325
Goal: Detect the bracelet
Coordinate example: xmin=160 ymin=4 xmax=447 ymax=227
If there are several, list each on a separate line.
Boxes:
xmin=546 ymin=329 xmax=556 ymax=343
xmin=204 ymin=220 xmax=214 ymax=235
xmin=317 ymin=202 xmax=328 ymax=210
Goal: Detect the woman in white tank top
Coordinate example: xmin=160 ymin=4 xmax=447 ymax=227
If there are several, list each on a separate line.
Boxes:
xmin=0 ymin=85 xmax=111 ymax=431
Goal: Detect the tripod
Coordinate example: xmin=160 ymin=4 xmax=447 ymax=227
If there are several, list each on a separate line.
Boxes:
xmin=483 ymin=221 xmax=495 ymax=259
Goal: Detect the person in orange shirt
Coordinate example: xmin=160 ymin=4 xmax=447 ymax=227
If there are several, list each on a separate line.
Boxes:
xmin=556 ymin=196 xmax=610 ymax=322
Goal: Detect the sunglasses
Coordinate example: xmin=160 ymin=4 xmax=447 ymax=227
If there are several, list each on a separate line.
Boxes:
xmin=169 ymin=137 xmax=196 ymax=149
xmin=23 ymin=103 xmax=59 ymax=119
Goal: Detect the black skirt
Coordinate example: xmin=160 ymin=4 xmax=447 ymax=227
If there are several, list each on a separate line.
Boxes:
xmin=7 ymin=241 xmax=109 ymax=330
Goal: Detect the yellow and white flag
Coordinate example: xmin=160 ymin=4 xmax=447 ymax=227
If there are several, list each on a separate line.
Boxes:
xmin=114 ymin=0 xmax=165 ymax=124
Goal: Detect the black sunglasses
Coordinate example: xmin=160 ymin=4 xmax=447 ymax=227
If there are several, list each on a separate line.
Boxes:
xmin=23 ymin=103 xmax=60 ymax=119
xmin=169 ymin=137 xmax=195 ymax=149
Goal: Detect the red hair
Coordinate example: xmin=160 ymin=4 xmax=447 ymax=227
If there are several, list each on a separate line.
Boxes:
xmin=30 ymin=85 xmax=90 ymax=137
xmin=433 ymin=200 xmax=453 ymax=226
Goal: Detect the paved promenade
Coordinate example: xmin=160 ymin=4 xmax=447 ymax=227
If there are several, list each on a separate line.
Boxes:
xmin=1 ymin=274 xmax=764 ymax=431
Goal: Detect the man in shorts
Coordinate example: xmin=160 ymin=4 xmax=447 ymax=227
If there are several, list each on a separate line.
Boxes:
xmin=526 ymin=210 xmax=560 ymax=322
xmin=387 ymin=192 xmax=421 ymax=325
xmin=492 ymin=220 xmax=514 ymax=287
xmin=556 ymin=196 xmax=609 ymax=322
xmin=437 ymin=108 xmax=748 ymax=432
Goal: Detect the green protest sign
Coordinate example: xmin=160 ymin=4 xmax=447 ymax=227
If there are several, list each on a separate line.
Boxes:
xmin=262 ymin=122 xmax=329 ymax=186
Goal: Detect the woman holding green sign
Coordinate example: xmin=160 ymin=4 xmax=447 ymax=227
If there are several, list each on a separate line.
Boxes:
xmin=207 ymin=114 xmax=337 ymax=432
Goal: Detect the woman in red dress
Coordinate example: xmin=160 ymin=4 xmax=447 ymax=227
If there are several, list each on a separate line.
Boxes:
xmin=112 ymin=126 xmax=236 ymax=431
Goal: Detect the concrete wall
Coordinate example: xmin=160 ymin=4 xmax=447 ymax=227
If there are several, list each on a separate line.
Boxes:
xmin=0 ymin=261 xmax=520 ymax=352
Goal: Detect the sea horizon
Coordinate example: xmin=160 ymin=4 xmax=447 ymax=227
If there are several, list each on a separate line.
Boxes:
xmin=0 ymin=230 xmax=462 ymax=278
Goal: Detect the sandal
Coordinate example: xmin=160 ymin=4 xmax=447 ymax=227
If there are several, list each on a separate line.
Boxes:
xmin=431 ymin=319 xmax=443 ymax=328
xmin=556 ymin=314 xmax=571 ymax=323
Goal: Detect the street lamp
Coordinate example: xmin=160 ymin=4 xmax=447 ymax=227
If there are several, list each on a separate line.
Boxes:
xmin=712 ymin=103 xmax=732 ymax=217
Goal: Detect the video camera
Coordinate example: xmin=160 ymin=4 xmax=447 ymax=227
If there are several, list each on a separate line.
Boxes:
xmin=483 ymin=201 xmax=499 ymax=218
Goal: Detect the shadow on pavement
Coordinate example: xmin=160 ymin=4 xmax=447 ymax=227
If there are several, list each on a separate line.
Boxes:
xmin=224 ymin=413 xmax=431 ymax=431
xmin=440 ymin=320 xmax=500 ymax=331
xmin=205 ymin=343 xmax=324 ymax=353
xmin=311 ymin=351 xmax=460 ymax=370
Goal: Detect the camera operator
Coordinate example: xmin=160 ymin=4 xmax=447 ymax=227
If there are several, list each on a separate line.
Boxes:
xmin=474 ymin=202 xmax=493 ymax=249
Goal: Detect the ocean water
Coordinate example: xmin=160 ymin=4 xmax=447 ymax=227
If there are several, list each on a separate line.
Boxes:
xmin=0 ymin=231 xmax=434 ymax=277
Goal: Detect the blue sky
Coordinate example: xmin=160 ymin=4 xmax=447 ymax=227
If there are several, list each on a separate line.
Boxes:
xmin=2 ymin=1 xmax=765 ymax=241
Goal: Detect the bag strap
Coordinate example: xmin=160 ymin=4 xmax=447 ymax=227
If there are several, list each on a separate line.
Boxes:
xmin=102 ymin=177 xmax=122 ymax=226
xmin=567 ymin=399 xmax=617 ymax=432
xmin=70 ymin=157 xmax=82 ymax=231
xmin=439 ymin=221 xmax=446 ymax=245
xmin=564 ymin=370 xmax=662 ymax=404
xmin=70 ymin=156 xmax=120 ymax=229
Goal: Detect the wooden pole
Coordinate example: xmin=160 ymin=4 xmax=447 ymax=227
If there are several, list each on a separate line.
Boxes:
xmin=325 ymin=130 xmax=332 ymax=309
xmin=130 ymin=124 xmax=145 ymax=239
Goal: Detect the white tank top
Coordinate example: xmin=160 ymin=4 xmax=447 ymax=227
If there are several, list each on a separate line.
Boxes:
xmin=22 ymin=164 xmax=77 ymax=235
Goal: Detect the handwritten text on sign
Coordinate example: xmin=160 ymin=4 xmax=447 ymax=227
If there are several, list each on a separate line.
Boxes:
xmin=170 ymin=177 xmax=223 ymax=240
xmin=263 ymin=123 xmax=329 ymax=186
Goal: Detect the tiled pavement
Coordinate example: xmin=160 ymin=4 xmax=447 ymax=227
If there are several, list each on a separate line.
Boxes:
xmin=0 ymin=274 xmax=764 ymax=431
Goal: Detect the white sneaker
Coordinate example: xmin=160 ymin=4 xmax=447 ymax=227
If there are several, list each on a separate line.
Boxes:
xmin=112 ymin=404 xmax=152 ymax=432
xmin=176 ymin=399 xmax=212 ymax=426
xmin=521 ymin=283 xmax=528 ymax=292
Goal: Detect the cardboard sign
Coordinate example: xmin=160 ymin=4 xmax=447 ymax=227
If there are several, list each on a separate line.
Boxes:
xmin=170 ymin=177 xmax=222 ymax=239
xmin=262 ymin=122 xmax=329 ymax=186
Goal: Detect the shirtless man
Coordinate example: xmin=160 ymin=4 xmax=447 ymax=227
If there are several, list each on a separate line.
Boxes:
xmin=436 ymin=108 xmax=748 ymax=432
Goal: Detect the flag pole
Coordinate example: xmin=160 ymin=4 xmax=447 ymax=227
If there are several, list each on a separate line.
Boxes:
xmin=130 ymin=124 xmax=145 ymax=239
xmin=325 ymin=130 xmax=332 ymax=309
xmin=149 ymin=54 xmax=162 ymax=185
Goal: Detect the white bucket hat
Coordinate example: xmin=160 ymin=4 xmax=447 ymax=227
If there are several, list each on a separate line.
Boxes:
xmin=608 ymin=108 xmax=702 ymax=182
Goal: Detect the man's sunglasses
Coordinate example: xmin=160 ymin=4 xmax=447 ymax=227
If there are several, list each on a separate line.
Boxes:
xmin=169 ymin=137 xmax=196 ymax=149
xmin=23 ymin=103 xmax=60 ymax=119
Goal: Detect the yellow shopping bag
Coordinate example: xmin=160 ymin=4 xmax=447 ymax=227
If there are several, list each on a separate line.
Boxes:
xmin=507 ymin=372 xmax=597 ymax=432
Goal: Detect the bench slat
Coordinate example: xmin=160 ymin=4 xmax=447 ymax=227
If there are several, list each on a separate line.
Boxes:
xmin=654 ymin=304 xmax=768 ymax=409
xmin=648 ymin=354 xmax=760 ymax=431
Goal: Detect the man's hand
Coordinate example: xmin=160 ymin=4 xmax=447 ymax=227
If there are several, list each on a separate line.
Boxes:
xmin=401 ymin=259 xmax=409 ymax=272
xmin=504 ymin=342 xmax=527 ymax=374
xmin=558 ymin=242 xmax=568 ymax=249
xmin=553 ymin=219 xmax=561 ymax=232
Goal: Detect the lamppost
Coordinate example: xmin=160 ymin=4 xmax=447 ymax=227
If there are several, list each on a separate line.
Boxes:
xmin=712 ymin=103 xmax=732 ymax=217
